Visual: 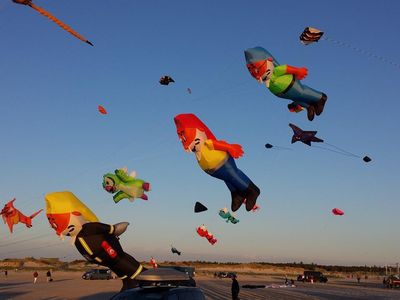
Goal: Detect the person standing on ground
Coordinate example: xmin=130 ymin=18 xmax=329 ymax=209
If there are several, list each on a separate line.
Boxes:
xmin=231 ymin=274 xmax=240 ymax=300
xmin=33 ymin=271 xmax=38 ymax=284
xmin=46 ymin=270 xmax=52 ymax=282
xmin=4 ymin=270 xmax=7 ymax=278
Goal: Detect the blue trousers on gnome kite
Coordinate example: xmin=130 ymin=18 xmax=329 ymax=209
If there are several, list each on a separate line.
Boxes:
xmin=206 ymin=156 xmax=260 ymax=212
xmin=277 ymin=79 xmax=324 ymax=108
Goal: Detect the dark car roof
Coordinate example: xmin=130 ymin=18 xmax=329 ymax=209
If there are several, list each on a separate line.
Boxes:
xmin=136 ymin=268 xmax=190 ymax=282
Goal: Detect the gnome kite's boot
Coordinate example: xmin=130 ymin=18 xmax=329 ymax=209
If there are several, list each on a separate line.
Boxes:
xmin=244 ymin=182 xmax=260 ymax=212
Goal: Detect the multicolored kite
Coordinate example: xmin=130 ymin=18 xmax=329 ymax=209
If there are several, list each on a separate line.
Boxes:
xmin=174 ymin=113 xmax=260 ymax=212
xmin=244 ymin=46 xmax=327 ymax=121
xmin=45 ymin=191 xmax=145 ymax=291
xmin=300 ymin=27 xmax=324 ymax=45
xmin=103 ymin=168 xmax=151 ymax=203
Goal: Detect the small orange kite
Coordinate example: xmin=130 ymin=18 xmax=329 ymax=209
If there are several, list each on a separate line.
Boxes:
xmin=98 ymin=105 xmax=107 ymax=115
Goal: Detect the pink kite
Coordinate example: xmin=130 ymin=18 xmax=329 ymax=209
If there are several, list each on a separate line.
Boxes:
xmin=332 ymin=208 xmax=344 ymax=216
xmin=149 ymin=257 xmax=158 ymax=269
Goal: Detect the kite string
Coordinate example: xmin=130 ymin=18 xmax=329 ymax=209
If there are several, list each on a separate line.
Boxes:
xmin=323 ymin=142 xmax=360 ymax=158
xmin=312 ymin=145 xmax=359 ymax=158
xmin=323 ymin=37 xmax=400 ymax=69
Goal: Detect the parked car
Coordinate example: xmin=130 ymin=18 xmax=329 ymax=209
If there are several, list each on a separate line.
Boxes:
xmin=297 ymin=271 xmax=328 ymax=283
xmin=82 ymin=268 xmax=112 ymax=280
xmin=111 ymin=269 xmax=205 ymax=300
xmin=384 ymin=274 xmax=400 ymax=288
xmin=226 ymin=272 xmax=237 ymax=278
xmin=214 ymin=272 xmax=227 ymax=278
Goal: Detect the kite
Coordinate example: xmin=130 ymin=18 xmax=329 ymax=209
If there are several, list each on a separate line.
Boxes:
xmin=12 ymin=0 xmax=93 ymax=46
xmin=289 ymin=123 xmax=324 ymax=146
xmin=187 ymin=88 xmax=192 ymax=94
xmin=332 ymin=208 xmax=344 ymax=216
xmin=300 ymin=27 xmax=324 ymax=45
xmin=1 ymin=198 xmax=42 ymax=233
xmin=243 ymin=199 xmax=260 ymax=212
xmin=150 ymin=257 xmax=158 ymax=269
xmin=45 ymin=191 xmax=146 ymax=291
xmin=264 ymin=143 xmax=292 ymax=151
xmin=159 ymin=76 xmax=175 ymax=86
xmin=265 ymin=143 xmax=273 ymax=149
xmin=218 ymin=208 xmax=239 ymax=224
xmin=196 ymin=224 xmax=217 ymax=245
xmin=244 ymin=46 xmax=327 ymax=121
xmin=98 ymin=105 xmax=107 ymax=115
xmin=194 ymin=202 xmax=208 ymax=213
xmin=103 ymin=168 xmax=151 ymax=203
xmin=363 ymin=156 xmax=372 ymax=163
xmin=174 ymin=113 xmax=260 ymax=212
xmin=171 ymin=246 xmax=181 ymax=256
xmin=288 ymin=123 xmax=372 ymax=163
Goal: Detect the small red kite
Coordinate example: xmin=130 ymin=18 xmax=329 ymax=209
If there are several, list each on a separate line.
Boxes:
xmin=332 ymin=208 xmax=344 ymax=216
xmin=98 ymin=105 xmax=107 ymax=115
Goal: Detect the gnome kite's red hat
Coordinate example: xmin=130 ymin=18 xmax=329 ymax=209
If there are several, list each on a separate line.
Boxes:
xmin=174 ymin=114 xmax=216 ymax=150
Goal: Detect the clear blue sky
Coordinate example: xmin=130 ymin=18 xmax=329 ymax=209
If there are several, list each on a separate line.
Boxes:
xmin=0 ymin=0 xmax=399 ymax=266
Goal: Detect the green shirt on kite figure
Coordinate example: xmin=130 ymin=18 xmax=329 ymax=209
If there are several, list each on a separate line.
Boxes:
xmin=245 ymin=47 xmax=327 ymax=121
xmin=103 ymin=168 xmax=151 ymax=203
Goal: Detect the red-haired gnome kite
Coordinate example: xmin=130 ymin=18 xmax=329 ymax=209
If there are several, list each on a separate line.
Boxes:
xmin=45 ymin=191 xmax=146 ymax=291
xmin=174 ymin=113 xmax=260 ymax=212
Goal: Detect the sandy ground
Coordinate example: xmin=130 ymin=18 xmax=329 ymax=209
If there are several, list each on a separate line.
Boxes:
xmin=1 ymin=271 xmax=400 ymax=300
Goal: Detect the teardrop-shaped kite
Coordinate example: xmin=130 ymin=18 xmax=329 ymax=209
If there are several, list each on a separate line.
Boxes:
xmin=300 ymin=27 xmax=324 ymax=45
xmin=12 ymin=0 xmax=93 ymax=46
xmin=332 ymin=208 xmax=344 ymax=216
xmin=194 ymin=202 xmax=208 ymax=213
xmin=98 ymin=105 xmax=107 ymax=115
xmin=265 ymin=143 xmax=273 ymax=149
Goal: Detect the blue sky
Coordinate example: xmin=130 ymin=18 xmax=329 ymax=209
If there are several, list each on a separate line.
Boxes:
xmin=0 ymin=0 xmax=399 ymax=266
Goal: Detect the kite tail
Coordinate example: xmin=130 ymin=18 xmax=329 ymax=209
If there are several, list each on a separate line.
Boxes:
xmin=29 ymin=3 xmax=93 ymax=46
xmin=29 ymin=208 xmax=43 ymax=220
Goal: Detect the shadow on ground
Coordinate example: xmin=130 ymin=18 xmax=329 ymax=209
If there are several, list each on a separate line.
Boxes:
xmin=79 ymin=292 xmax=118 ymax=300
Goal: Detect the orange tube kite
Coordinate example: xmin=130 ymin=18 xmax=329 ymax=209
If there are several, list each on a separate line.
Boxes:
xmin=12 ymin=0 xmax=93 ymax=46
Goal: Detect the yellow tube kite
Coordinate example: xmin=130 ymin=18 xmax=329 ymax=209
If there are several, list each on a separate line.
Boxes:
xmin=12 ymin=0 xmax=93 ymax=46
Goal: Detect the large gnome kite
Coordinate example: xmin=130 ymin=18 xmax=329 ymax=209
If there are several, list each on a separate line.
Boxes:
xmin=244 ymin=46 xmax=327 ymax=121
xmin=174 ymin=113 xmax=260 ymax=212
xmin=45 ymin=191 xmax=145 ymax=291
